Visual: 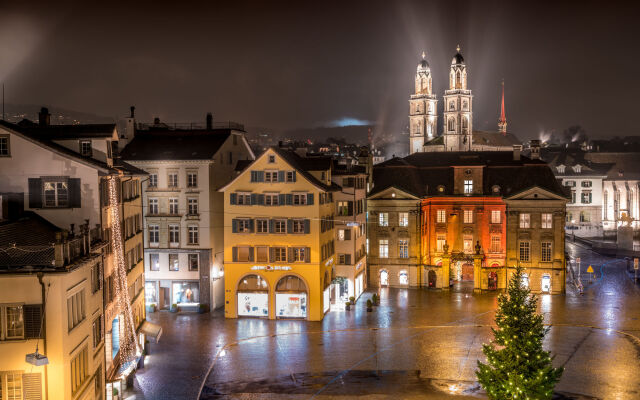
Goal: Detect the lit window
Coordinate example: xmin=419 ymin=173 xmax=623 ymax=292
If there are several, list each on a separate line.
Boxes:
xmin=491 ymin=210 xmax=501 ymax=224
xmin=149 ymin=253 xmax=159 ymax=271
xmin=398 ymin=239 xmax=409 ymax=258
xmin=44 ymin=181 xmax=69 ymax=207
xmin=436 ymin=235 xmax=446 ymax=251
xmin=399 ymin=212 xmax=409 ymax=227
xmin=379 ymin=239 xmax=389 ymax=258
xmin=379 ymin=212 xmax=389 ymax=226
xmin=338 ymin=201 xmax=351 ymax=216
xmin=189 ymin=254 xmax=199 ymax=270
xmin=338 ymin=229 xmax=345 ymax=241
xmin=3 ymin=305 xmax=24 ymax=339
xmin=542 ymin=213 xmax=552 ymax=229
xmin=437 ymin=210 xmax=446 ymax=223
xmin=519 ymin=242 xmax=530 ymax=261
xmin=169 ymin=254 xmax=179 ymax=271
xmin=463 ymin=210 xmax=473 ymax=224
xmin=464 ymin=180 xmax=473 ymax=194
xmin=490 ymin=236 xmax=501 ymax=253
xmin=463 ymin=235 xmax=473 ymax=253
xmin=541 ymin=242 xmax=552 ymax=262
xmin=519 ymin=213 xmax=530 ymax=228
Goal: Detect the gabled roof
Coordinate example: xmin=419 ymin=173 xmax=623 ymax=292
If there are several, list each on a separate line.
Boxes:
xmin=543 ymin=150 xmax=611 ymax=176
xmin=120 ymin=130 xmax=232 ymax=161
xmin=584 ymin=152 xmax=640 ymax=180
xmin=472 ymin=131 xmax=521 ymax=147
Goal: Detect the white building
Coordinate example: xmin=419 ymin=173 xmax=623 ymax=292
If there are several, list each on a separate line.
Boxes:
xmin=120 ymin=111 xmax=255 ymax=312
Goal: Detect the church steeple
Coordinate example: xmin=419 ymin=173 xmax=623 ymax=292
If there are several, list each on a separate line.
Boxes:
xmin=443 ymin=45 xmax=473 ymax=151
xmin=409 ymin=51 xmax=438 ymax=154
xmin=498 ymin=80 xmax=507 ymax=134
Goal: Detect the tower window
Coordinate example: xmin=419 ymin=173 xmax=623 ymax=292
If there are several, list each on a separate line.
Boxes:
xmin=449 ymin=101 xmax=455 ymax=111
xmin=464 ymin=180 xmax=473 ymax=194
xmin=448 ymin=118 xmax=455 ymax=131
xmin=456 ymin=71 xmax=461 ymax=88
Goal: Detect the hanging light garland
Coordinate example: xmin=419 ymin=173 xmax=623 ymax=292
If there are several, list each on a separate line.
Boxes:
xmin=108 ymin=176 xmax=140 ymax=362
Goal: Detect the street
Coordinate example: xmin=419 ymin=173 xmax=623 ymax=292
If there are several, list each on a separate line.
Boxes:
xmin=127 ymin=242 xmax=640 ymax=399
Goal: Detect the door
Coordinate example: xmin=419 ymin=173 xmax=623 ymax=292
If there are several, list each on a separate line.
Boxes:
xmin=428 ymin=270 xmax=437 ymax=288
xmin=488 ymin=271 xmax=497 ymax=290
xmin=461 ymin=263 xmax=474 ymax=281
xmin=380 ymin=270 xmax=389 ymax=286
xmin=159 ymin=287 xmax=167 ymax=310
xmin=541 ymin=275 xmax=551 ymax=293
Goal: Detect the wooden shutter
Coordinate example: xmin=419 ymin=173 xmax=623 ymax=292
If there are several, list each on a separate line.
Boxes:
xmin=269 ymin=219 xmax=275 ymax=233
xmin=269 ymin=247 xmax=275 ymax=262
xmin=232 ymin=247 xmax=238 ymax=262
xmin=304 ymin=219 xmax=310 ymax=234
xmin=250 ymin=171 xmax=256 ymax=182
xmin=230 ymin=193 xmax=237 ymax=204
xmin=287 ymin=219 xmax=293 ymax=233
xmin=287 ymin=247 xmax=293 ymax=262
xmin=278 ymin=171 xmax=285 ymax=182
xmin=22 ymin=372 xmax=42 ymax=400
xmin=278 ymin=194 xmax=285 ymax=206
xmin=258 ymin=194 xmax=265 ymax=205
xmin=286 ymin=194 xmax=293 ymax=205
xmin=292 ymin=171 xmax=296 ymax=182
xmin=28 ymin=178 xmax=43 ymax=208
xmin=69 ymin=178 xmax=81 ymax=208
xmin=345 ymin=254 xmax=351 ymax=265
xmin=24 ymin=305 xmax=43 ymax=339
xmin=250 ymin=194 xmax=258 ymax=205
xmin=248 ymin=247 xmax=254 ymax=262
xmin=249 ymin=219 xmax=255 ymax=232
xmin=347 ymin=201 xmax=353 ymax=216
xmin=307 ymin=193 xmax=314 ymax=205
xmin=257 ymin=171 xmax=265 ymax=182
xmin=345 ymin=229 xmax=351 ymax=240
xmin=305 ymin=247 xmax=310 ymax=262
xmin=232 ymin=219 xmax=238 ymax=233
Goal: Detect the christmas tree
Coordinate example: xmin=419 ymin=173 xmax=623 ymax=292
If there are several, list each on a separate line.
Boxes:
xmin=476 ymin=266 xmax=563 ymax=399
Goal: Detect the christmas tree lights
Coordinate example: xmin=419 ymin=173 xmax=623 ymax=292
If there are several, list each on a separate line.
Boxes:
xmin=108 ymin=176 xmax=140 ymax=363
xmin=476 ymin=266 xmax=563 ymax=399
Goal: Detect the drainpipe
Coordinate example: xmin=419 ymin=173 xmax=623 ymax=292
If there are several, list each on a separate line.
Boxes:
xmin=37 ymin=272 xmax=49 ymax=400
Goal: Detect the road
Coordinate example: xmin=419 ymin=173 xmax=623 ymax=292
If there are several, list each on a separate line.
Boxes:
xmin=125 ymin=242 xmax=640 ymax=399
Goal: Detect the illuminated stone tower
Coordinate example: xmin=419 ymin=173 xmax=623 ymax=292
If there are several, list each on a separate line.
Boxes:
xmin=443 ymin=45 xmax=473 ymax=151
xmin=409 ymin=51 xmax=438 ymax=154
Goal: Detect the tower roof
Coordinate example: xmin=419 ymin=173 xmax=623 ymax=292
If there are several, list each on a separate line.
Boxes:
xmin=498 ymin=80 xmax=507 ymax=134
xmin=452 ymin=44 xmax=464 ymax=65
xmin=418 ymin=51 xmax=430 ymax=70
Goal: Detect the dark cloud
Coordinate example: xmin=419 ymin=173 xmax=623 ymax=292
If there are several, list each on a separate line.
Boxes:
xmin=1 ymin=0 xmax=638 ymax=140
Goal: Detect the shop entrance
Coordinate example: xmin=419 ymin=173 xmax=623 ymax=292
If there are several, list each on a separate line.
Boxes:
xmin=237 ymin=274 xmax=269 ymax=318
xmin=541 ymin=274 xmax=551 ymax=293
xmin=380 ymin=270 xmax=389 ymax=286
xmin=275 ymin=275 xmax=308 ymax=319
xmin=330 ymin=277 xmax=349 ymax=308
xmin=488 ymin=271 xmax=498 ymax=290
xmin=428 ymin=270 xmax=437 ymax=287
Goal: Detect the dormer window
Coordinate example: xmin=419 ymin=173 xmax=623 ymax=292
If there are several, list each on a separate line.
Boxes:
xmin=572 ymin=164 xmax=581 ymax=173
xmin=556 ymin=165 xmax=565 ymax=174
xmin=268 ymin=155 xmax=275 ymax=163
xmin=564 ymin=181 xmax=575 ymax=187
xmin=80 ymin=140 xmax=92 ymax=157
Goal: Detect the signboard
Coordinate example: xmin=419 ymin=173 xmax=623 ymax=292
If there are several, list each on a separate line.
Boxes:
xmin=586 ymin=265 xmax=594 ymax=273
xmin=251 ymin=265 xmax=292 ymax=271
xmin=635 ymin=258 xmax=639 ymax=270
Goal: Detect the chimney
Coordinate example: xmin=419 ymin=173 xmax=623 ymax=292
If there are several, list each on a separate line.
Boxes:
xmin=530 ymin=140 xmax=541 ymax=160
xmin=38 ymin=107 xmax=50 ymax=126
xmin=206 ymin=112 xmax=213 ymax=130
xmin=130 ymin=106 xmax=135 ymax=118
xmin=513 ymin=144 xmax=522 ymax=161
xmin=153 ymin=117 xmax=160 ymax=125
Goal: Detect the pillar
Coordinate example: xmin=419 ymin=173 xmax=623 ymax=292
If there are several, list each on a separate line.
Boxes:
xmin=441 ymin=254 xmax=451 ymax=290
xmin=473 ymin=254 xmax=482 ymax=293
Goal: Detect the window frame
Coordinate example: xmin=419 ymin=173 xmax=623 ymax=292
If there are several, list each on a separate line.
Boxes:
xmin=0 ymin=134 xmax=10 ymax=157
xmin=188 ymin=225 xmax=199 ymax=245
xmin=43 ymin=179 xmax=69 ymax=208
xmin=541 ymin=241 xmax=552 ymax=262
xmin=148 ymin=225 xmax=159 ymax=245
xmin=541 ymin=213 xmax=553 ymax=229
xmin=167 ymin=172 xmax=178 ymax=188
xmin=463 ymin=180 xmax=473 ymax=194
xmin=491 ymin=210 xmax=501 ymax=224
xmin=187 ymin=198 xmax=199 ymax=215
xmin=169 ymin=224 xmax=180 ymax=246
xmin=169 ymin=198 xmax=179 ymax=215
xmin=519 ymin=213 xmax=531 ymax=229
xmin=463 ymin=209 xmax=473 ymax=224
xmin=378 ymin=212 xmax=389 ymax=227
xmin=398 ymin=212 xmax=409 ymax=227
xmin=188 ymin=254 xmax=199 ymax=271
xmin=256 ymin=219 xmax=269 ymax=234
xmin=79 ymin=140 xmax=92 ymax=157
xmin=398 ymin=239 xmax=409 ymax=258
xmin=169 ymin=253 xmax=179 ymax=271
xmin=519 ymin=241 xmax=531 ymax=262
xmin=149 ymin=253 xmax=160 ymax=271
xmin=378 ymin=239 xmax=389 ymax=258
xmin=187 ymin=172 xmax=198 ymax=188
xmin=436 ymin=209 xmax=446 ymax=224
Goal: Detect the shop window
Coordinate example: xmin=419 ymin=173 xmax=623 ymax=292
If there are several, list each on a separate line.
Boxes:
xmin=145 ymin=282 xmax=157 ymax=304
xmin=238 ymin=275 xmax=268 ymax=291
xmin=173 ymin=282 xmax=199 ymax=304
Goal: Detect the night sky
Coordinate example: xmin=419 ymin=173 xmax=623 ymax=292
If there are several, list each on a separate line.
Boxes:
xmin=1 ymin=1 xmax=638 ymax=141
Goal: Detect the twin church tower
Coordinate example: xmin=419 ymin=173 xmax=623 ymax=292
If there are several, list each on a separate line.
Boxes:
xmin=409 ymin=46 xmax=513 ymax=154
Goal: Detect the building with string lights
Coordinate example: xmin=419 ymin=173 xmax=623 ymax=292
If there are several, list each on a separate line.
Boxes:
xmin=120 ymin=109 xmax=255 ymax=313
xmin=0 ymin=108 xmax=153 ymax=399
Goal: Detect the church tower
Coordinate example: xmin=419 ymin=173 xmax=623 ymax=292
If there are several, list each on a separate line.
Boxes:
xmin=498 ymin=80 xmax=507 ymax=134
xmin=443 ymin=45 xmax=473 ymax=151
xmin=409 ymin=52 xmax=438 ymax=154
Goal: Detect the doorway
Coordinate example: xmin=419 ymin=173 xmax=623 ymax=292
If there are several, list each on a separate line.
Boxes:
xmin=380 ymin=270 xmax=389 ymax=286
xmin=541 ymin=274 xmax=551 ymax=293
xmin=428 ymin=270 xmax=437 ymax=288
xmin=488 ymin=271 xmax=498 ymax=290
xmin=461 ymin=263 xmax=474 ymax=281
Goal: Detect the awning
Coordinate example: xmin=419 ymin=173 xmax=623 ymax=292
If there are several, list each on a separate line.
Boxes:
xmin=140 ymin=321 xmax=163 ymax=343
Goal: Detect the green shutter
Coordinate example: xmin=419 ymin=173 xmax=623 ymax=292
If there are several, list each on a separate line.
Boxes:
xmin=230 ymin=193 xmax=237 ymax=205
xmin=287 ymin=219 xmax=293 ymax=233
xmin=305 ymin=247 xmax=310 ymax=263
xmin=278 ymin=194 xmax=286 ymax=205
xmin=304 ymin=219 xmax=310 ymax=234
xmin=248 ymin=247 xmax=254 ymax=262
xmin=307 ymin=193 xmax=314 ymax=205
xmin=232 ymin=247 xmax=238 ymax=262
xmin=278 ymin=171 xmax=285 ymax=182
xmin=257 ymin=171 xmax=265 ymax=182
xmin=286 ymin=194 xmax=293 ymax=205
xmin=232 ymin=219 xmax=238 ymax=233
xmin=250 ymin=194 xmax=258 ymax=205
xmin=292 ymin=171 xmax=296 ymax=182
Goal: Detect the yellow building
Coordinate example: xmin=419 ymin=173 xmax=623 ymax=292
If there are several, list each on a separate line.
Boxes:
xmin=220 ymin=147 xmax=337 ymax=321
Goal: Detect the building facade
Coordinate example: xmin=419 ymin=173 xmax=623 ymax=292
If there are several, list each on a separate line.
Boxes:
xmin=220 ymin=147 xmax=337 ymax=321
xmin=120 ymin=112 xmax=255 ymax=312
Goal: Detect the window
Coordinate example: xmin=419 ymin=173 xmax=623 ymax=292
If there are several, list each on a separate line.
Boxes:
xmin=92 ymin=315 xmax=103 ymax=349
xmin=1 ymin=305 xmax=24 ymax=340
xmin=67 ymin=290 xmax=85 ymax=331
xmin=399 ymin=212 xmax=409 ymax=227
xmin=564 ymin=180 xmax=575 ymax=187
xmin=237 ymin=193 xmax=251 ymax=205
xmin=379 ymin=212 xmax=389 ymax=226
xmin=168 ymin=172 xmax=178 ymax=187
xmin=149 ymin=225 xmax=159 ymax=245
xmin=1 ymin=371 xmax=23 ymax=399
xmin=293 ymin=193 xmax=307 ymax=205
xmin=236 ymin=246 xmax=251 ymax=262
xmin=292 ymin=219 xmax=305 ymax=234
xmin=256 ymin=219 xmax=268 ymax=233
xmin=519 ymin=213 xmax=530 ymax=228
xmin=437 ymin=210 xmax=446 ymax=223
xmin=149 ymin=198 xmax=158 ymax=214
xmin=464 ymin=180 xmax=473 ymax=194
xmin=571 ymin=191 xmax=576 ymax=204
xmin=265 ymin=171 xmax=277 ymax=182
xmin=188 ymin=198 xmax=198 ymax=215
xmin=265 ymin=193 xmax=278 ymax=206
xmin=273 ymin=247 xmax=287 ymax=261
xmin=44 ymin=181 xmax=68 ymax=207
xmin=581 ymin=191 xmax=592 ymax=204
xmin=187 ymin=172 xmax=198 ymax=188
xmin=436 ymin=235 xmax=446 ymax=252
xmin=169 ymin=254 xmax=179 ymax=271
xmin=169 ymin=198 xmax=179 ymax=214
xmin=256 ymin=246 xmax=268 ymax=262
xmin=238 ymin=219 xmax=252 ymax=233
xmin=580 ymin=211 xmax=591 ymax=222
xmin=542 ymin=213 xmax=552 ymax=229
xmin=150 ymin=254 xmax=159 ymax=271
xmin=463 ymin=210 xmax=473 ymax=224
xmin=268 ymin=155 xmax=276 ymax=163
xmin=490 ymin=235 xmax=501 ymax=253
xmin=274 ymin=219 xmax=286 ymax=234
xmin=338 ymin=201 xmax=351 ymax=216
xmin=292 ymin=247 xmax=307 ymax=262
xmin=519 ymin=242 xmax=530 ymax=261
xmin=338 ymin=254 xmax=351 ymax=265
xmin=188 ymin=226 xmax=199 ymax=244
xmin=338 ymin=229 xmax=351 ymax=241
xmin=448 ymin=118 xmax=455 ymax=131
xmin=91 ymin=262 xmax=102 ymax=293
xmin=70 ymin=347 xmax=88 ymax=395
xmin=491 ymin=210 xmax=501 ymax=224
xmin=581 ymin=181 xmax=592 ymax=188
xmin=0 ymin=135 xmax=9 ymax=156
xmin=541 ymin=242 xmax=552 ymax=262
xmin=169 ymin=224 xmax=180 ymax=245
xmin=398 ymin=239 xmax=409 ymax=258
xmin=189 ymin=254 xmax=199 ymax=271
xmin=379 ymin=239 xmax=389 ymax=258
xmin=463 ymin=235 xmax=473 ymax=253
xmin=148 ymin=173 xmax=158 ymax=188
xmin=80 ymin=140 xmax=92 ymax=156
xmin=286 ymin=171 xmax=295 ymax=182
